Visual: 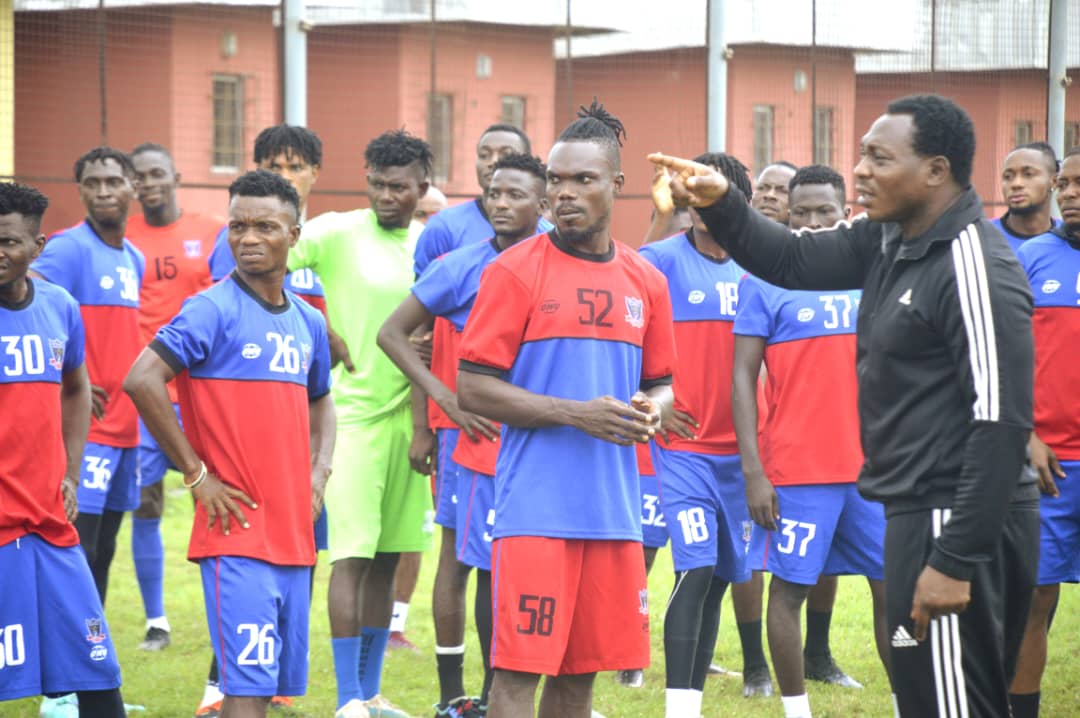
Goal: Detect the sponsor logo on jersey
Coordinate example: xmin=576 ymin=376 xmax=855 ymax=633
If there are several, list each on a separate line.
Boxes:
xmin=85 ymin=617 xmax=107 ymax=644
xmin=99 ymin=275 xmax=115 ymax=290
xmin=638 ymin=588 xmax=649 ymax=615
xmin=898 ymin=288 xmax=913 ymax=305
xmin=540 ymin=299 xmax=560 ymax=314
xmin=797 ymin=307 xmax=815 ymax=322
xmin=891 ymin=625 xmax=918 ymax=648
xmin=48 ymin=338 xmax=65 ymax=370
xmin=90 ymin=645 xmax=108 ymax=661
xmin=1042 ymin=279 xmax=1061 ymax=294
xmin=183 ymin=239 xmax=203 ymax=258
xmin=624 ymin=296 xmax=644 ymax=328
xmin=688 ymin=290 xmax=706 ymax=304
xmin=242 ymin=343 xmax=262 ymax=359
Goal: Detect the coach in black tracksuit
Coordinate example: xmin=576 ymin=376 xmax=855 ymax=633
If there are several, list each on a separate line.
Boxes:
xmin=652 ymin=95 xmax=1039 ymax=718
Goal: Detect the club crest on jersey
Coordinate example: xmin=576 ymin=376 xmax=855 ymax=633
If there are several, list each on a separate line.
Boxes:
xmin=48 ymin=338 xmax=65 ymax=370
xmin=797 ymin=307 xmax=815 ymax=322
xmin=1042 ymin=279 xmax=1060 ymax=294
xmin=241 ymin=342 xmax=262 ymax=360
xmin=183 ymin=239 xmax=203 ymax=258
xmin=742 ymin=520 xmax=753 ymax=544
xmin=624 ymin=296 xmax=644 ymax=328
xmin=85 ymin=617 xmax=107 ymax=644
xmin=301 ymin=342 xmax=312 ymax=372
xmin=638 ymin=588 xmax=649 ymax=615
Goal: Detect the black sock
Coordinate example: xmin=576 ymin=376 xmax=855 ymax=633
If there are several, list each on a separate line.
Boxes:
xmin=90 ymin=510 xmax=124 ymax=604
xmin=1009 ymin=692 xmax=1040 ymax=718
xmin=77 ymin=689 xmax=125 ymax=718
xmin=691 ymin=577 xmax=728 ymax=690
xmin=475 ymin=569 xmax=494 ymax=704
xmin=436 ymin=651 xmax=466 ymax=705
xmin=664 ymin=567 xmax=713 ymax=689
xmin=804 ymin=609 xmax=833 ymax=661
xmin=207 ymin=655 xmax=219 ymax=684
xmin=737 ymin=619 xmax=768 ymax=672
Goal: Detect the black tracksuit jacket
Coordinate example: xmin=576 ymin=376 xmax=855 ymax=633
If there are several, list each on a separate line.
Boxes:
xmin=698 ymin=187 xmax=1038 ymax=581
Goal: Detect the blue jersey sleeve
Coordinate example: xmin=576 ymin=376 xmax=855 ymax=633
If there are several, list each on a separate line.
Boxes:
xmin=733 ymin=276 xmax=774 ymax=338
xmin=63 ymin=293 xmax=86 ymax=372
xmin=414 ymin=214 xmax=454 ymax=278
xmin=638 ymin=243 xmax=665 ymax=273
xmin=411 ymin=257 xmax=463 ymax=318
xmin=152 ymin=295 xmax=221 ymax=371
xmin=208 ymin=226 xmax=235 ymax=281
xmin=306 ymin=312 xmax=332 ymax=400
xmin=32 ymin=234 xmax=83 ymax=296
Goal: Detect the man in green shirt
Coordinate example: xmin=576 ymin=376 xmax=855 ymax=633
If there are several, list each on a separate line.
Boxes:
xmin=287 ymin=129 xmax=433 ymax=718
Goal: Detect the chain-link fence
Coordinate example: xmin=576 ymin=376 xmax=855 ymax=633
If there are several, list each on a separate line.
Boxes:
xmin=6 ymin=0 xmax=1075 ymax=239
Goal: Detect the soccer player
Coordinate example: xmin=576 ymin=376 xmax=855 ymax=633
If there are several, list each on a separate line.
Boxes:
xmin=413 ymin=185 xmax=448 ymax=225
xmin=378 ymin=152 xmax=548 ymax=717
xmin=124 ymin=170 xmax=335 ymax=718
xmin=31 ymin=147 xmax=145 ymax=605
xmin=456 ymin=100 xmax=677 ymax=718
xmin=411 ymin=123 xmax=544 ymax=712
xmin=125 ymin=141 xmax=223 ymax=652
xmin=636 ymin=152 xmax=760 ymax=718
xmin=992 ymin=142 xmax=1059 ymax=253
xmin=0 ymin=181 xmax=127 ymax=718
xmin=751 ymin=162 xmax=797 ymax=225
xmin=733 ymin=165 xmax=890 ymax=718
xmin=287 ymin=129 xmax=432 ymax=718
xmin=652 ymin=93 xmax=1039 ymax=718
xmin=1008 ymin=148 xmax=1080 ymax=718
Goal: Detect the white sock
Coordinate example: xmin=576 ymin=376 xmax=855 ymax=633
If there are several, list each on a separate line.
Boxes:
xmin=199 ymin=682 xmax=224 ymax=708
xmin=389 ymin=601 xmax=409 ymax=632
xmin=892 ymin=693 xmax=901 ymax=718
xmin=781 ymin=693 xmax=812 ymax=718
xmin=665 ymin=688 xmax=702 ymax=718
xmin=146 ymin=616 xmax=170 ymax=632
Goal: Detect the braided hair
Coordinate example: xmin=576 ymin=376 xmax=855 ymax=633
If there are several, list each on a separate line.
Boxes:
xmin=693 ymin=152 xmax=752 ymax=200
xmin=556 ymin=98 xmax=627 ymax=170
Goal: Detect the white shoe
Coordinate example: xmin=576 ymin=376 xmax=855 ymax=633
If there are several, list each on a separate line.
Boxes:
xmin=336 ymin=699 xmax=368 ymax=718
xmin=591 ymin=712 xmax=607 ymax=718
xmin=40 ymin=695 xmax=78 ymax=718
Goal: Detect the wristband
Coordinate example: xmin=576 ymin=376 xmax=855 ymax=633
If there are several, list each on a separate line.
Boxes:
xmin=183 ymin=461 xmax=207 ymax=490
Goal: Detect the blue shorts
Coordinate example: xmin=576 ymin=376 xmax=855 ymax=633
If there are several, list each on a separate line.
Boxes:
xmin=200 ymin=556 xmax=310 ymax=697
xmin=137 ymin=403 xmax=181 ymax=487
xmin=748 ymin=483 xmax=885 ymax=585
xmin=434 ymin=428 xmax=461 ymax=529
xmin=640 ymin=470 xmax=669 ymax=549
xmin=655 ymin=448 xmax=751 ymax=580
xmin=456 ymin=467 xmax=495 ymax=571
xmin=0 ymin=535 xmax=121 ymax=700
xmin=1037 ymin=460 xmax=1080 ymax=585
xmin=314 ymin=505 xmax=328 ymax=552
xmin=78 ymin=442 xmax=140 ymax=514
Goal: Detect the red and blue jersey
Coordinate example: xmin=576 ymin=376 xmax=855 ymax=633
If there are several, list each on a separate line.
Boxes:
xmin=1017 ymin=232 xmax=1080 ymax=459
xmin=413 ymin=237 xmax=506 ymax=475
xmin=32 ymin=221 xmax=145 ymax=448
xmin=734 ymin=275 xmax=862 ymax=486
xmin=0 ymin=279 xmax=85 ymax=548
xmin=151 ymin=274 xmax=332 ymax=566
xmin=459 ymin=232 xmax=677 ymax=541
xmin=990 ymin=215 xmax=1059 ymax=255
xmin=209 ymin=229 xmax=327 ymax=315
xmin=639 ymin=232 xmax=759 ymax=455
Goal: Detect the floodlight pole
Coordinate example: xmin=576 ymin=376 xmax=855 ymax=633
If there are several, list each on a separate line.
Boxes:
xmin=283 ymin=0 xmax=307 ymax=125
xmin=706 ymin=0 xmax=728 ymax=151
xmin=1047 ymin=0 xmax=1068 ymax=157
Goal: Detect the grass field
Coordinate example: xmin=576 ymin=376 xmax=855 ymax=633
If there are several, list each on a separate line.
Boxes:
xmin=9 ymin=473 xmax=1080 ymax=717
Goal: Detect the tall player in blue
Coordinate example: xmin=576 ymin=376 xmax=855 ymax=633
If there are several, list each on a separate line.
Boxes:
xmin=31 ymin=147 xmax=145 ymax=606
xmin=379 ymin=153 xmax=548 ymax=717
xmin=125 ymin=170 xmax=335 ymax=718
xmin=0 ymin=182 xmax=126 ymax=717
xmin=458 ymin=101 xmax=677 ymax=718
xmin=992 ymin=143 xmax=1058 ymax=254
xmin=641 ymin=152 xmax=761 ymax=718
xmin=413 ymin=124 xmax=547 ymax=711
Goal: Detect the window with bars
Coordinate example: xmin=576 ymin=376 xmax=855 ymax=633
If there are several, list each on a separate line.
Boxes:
xmin=752 ymin=105 xmax=774 ymax=176
xmin=1014 ymin=120 xmax=1033 ymax=148
xmin=813 ymin=106 xmax=834 ymax=167
xmin=1065 ymin=122 xmax=1080 ymax=152
xmin=501 ymin=96 xmax=526 ymax=130
xmin=427 ymin=93 xmax=452 ymax=184
xmin=212 ymin=75 xmax=244 ymax=172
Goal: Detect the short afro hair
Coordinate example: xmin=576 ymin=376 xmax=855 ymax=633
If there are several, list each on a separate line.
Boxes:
xmin=886 ymin=94 xmax=975 ymax=187
xmin=1011 ymin=141 xmax=1059 ymax=174
xmin=789 ymin=164 xmax=846 ymax=204
xmin=365 ymin=129 xmax=434 ymax=178
xmin=254 ymin=125 xmax=323 ymax=168
xmin=74 ymin=146 xmax=135 ymax=182
xmin=694 ymin=152 xmax=753 ymax=200
xmin=0 ymin=182 xmax=49 ymax=226
xmin=228 ymin=170 xmax=300 ymax=219
xmin=479 ymin=124 xmax=531 ymax=155
xmin=491 ymin=152 xmax=546 ymax=184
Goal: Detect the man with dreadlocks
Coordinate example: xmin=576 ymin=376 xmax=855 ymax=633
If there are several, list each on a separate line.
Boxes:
xmin=287 ymin=129 xmax=433 ymax=718
xmin=456 ymin=100 xmax=676 ymax=718
xmin=639 ymin=153 xmax=763 ymax=718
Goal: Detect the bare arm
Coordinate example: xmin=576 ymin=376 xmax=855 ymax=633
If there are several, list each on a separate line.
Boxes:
xmin=60 ymin=363 xmax=91 ymax=521
xmin=732 ymin=335 xmax=777 ymax=530
xmin=308 ymin=392 xmax=336 ymax=522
